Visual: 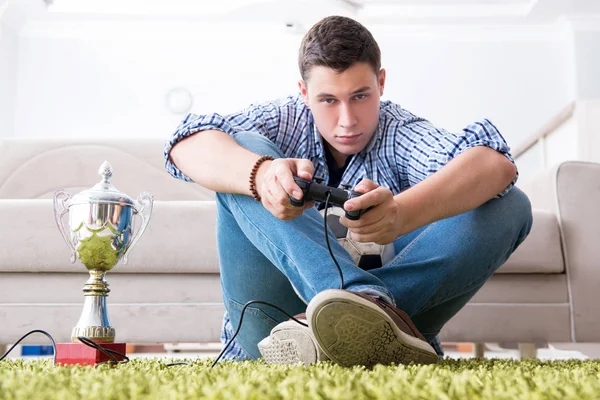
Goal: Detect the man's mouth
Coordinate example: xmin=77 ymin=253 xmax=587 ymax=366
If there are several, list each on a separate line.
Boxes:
xmin=336 ymin=133 xmax=362 ymax=143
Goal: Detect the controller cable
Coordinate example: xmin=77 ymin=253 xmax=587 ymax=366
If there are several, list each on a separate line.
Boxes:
xmin=172 ymin=192 xmax=345 ymax=368
xmin=206 ymin=192 xmax=345 ymax=368
xmin=0 ymin=330 xmax=129 ymax=367
xmin=0 ymin=193 xmax=344 ymax=369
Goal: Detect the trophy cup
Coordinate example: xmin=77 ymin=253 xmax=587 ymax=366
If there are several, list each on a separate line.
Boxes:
xmin=52 ymin=161 xmax=153 ymax=365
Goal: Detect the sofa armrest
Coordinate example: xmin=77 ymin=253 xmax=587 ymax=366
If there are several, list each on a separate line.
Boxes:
xmin=524 ymin=161 xmax=600 ymax=341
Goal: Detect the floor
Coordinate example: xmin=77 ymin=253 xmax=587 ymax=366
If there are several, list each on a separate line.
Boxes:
xmin=3 ymin=342 xmax=593 ymax=362
xmin=0 ymin=343 xmax=600 ymax=360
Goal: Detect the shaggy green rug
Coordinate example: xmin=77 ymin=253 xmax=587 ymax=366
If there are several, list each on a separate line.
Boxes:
xmin=1 ymin=358 xmax=599 ymax=399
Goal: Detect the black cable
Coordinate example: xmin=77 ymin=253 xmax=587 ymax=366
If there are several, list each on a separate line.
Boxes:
xmin=165 ymin=361 xmax=190 ymax=366
xmin=76 ymin=336 xmax=129 ymax=367
xmin=0 ymin=330 xmax=57 ymax=365
xmin=205 ymin=194 xmax=347 ymax=368
xmin=208 ymin=300 xmax=308 ymax=369
xmin=76 ymin=337 xmax=117 ymax=364
xmin=323 ymin=192 xmax=345 ymax=290
xmin=0 ymin=330 xmax=131 ymax=367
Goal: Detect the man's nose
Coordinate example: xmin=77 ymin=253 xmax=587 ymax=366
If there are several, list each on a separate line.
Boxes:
xmin=338 ymin=103 xmax=357 ymax=128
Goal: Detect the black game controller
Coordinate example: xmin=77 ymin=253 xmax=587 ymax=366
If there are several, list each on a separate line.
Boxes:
xmin=289 ymin=177 xmax=370 ymax=220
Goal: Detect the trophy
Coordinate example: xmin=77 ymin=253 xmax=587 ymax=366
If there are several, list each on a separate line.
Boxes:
xmin=52 ymin=161 xmax=153 ymax=365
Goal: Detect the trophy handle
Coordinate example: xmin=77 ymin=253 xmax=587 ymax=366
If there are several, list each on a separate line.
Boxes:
xmin=53 ymin=189 xmax=77 ymax=263
xmin=121 ymin=192 xmax=153 ymax=265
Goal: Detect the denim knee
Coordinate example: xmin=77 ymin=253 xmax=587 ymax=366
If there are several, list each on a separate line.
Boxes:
xmin=491 ymin=186 xmax=533 ymax=258
xmin=461 ymin=186 xmax=533 ymax=283
xmin=435 ymin=187 xmax=532 ymax=285
xmin=232 ymin=132 xmax=285 ymax=159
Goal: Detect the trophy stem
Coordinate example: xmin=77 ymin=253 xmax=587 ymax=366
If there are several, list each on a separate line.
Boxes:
xmin=71 ymin=271 xmax=115 ymax=343
xmin=83 ymin=270 xmax=111 ymax=296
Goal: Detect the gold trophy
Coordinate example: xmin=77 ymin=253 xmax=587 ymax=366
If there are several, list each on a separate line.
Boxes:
xmin=52 ymin=161 xmax=153 ymax=365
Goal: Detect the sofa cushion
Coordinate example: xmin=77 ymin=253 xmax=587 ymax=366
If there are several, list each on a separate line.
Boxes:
xmin=496 ymin=209 xmax=564 ymax=274
xmin=0 ymin=199 xmax=220 ymax=274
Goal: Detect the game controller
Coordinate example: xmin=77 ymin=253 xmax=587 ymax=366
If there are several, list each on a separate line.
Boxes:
xmin=289 ymin=176 xmax=370 ymax=220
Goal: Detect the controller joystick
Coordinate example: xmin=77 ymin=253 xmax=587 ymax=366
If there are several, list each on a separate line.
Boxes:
xmin=289 ymin=177 xmax=310 ymax=208
xmin=289 ymin=177 xmax=370 ymax=220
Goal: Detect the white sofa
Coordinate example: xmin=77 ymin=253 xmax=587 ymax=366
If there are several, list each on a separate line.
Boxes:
xmin=1 ymin=138 xmax=599 ymax=355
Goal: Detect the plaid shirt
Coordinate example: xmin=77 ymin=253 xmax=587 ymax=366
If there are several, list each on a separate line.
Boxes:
xmin=165 ymin=93 xmax=517 ymax=362
xmin=164 ymin=94 xmax=517 ymax=196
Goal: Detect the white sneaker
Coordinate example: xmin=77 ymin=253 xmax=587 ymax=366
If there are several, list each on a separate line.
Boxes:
xmin=258 ymin=314 xmax=329 ymax=367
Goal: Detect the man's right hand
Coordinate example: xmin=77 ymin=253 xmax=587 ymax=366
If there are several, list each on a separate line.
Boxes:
xmin=255 ymin=158 xmax=315 ymax=220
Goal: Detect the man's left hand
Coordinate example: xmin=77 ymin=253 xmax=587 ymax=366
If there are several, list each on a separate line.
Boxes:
xmin=340 ymin=179 xmax=401 ymax=245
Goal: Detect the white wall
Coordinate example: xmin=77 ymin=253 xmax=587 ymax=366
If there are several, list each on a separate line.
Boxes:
xmin=374 ymin=25 xmax=573 ymax=148
xmin=545 ymin=116 xmax=579 ymax=168
xmin=581 ymin=100 xmax=600 ymax=163
xmin=514 ymin=99 xmax=600 ymax=183
xmin=0 ymin=24 xmax=17 ymax=137
xmin=572 ymin=27 xmax=600 ymax=100
xmin=513 ymin=141 xmax=544 ymax=183
xmin=8 ymin=20 xmax=574 ymax=152
xmin=511 ymin=19 xmax=599 ymax=182
xmin=14 ymin=22 xmax=300 ymax=140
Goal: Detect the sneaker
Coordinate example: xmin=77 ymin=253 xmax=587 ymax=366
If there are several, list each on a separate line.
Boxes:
xmin=306 ymin=289 xmax=439 ymax=367
xmin=257 ymin=313 xmax=330 ymax=367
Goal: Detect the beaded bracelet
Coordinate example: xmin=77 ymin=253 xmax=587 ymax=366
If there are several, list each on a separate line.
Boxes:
xmin=249 ymin=155 xmax=274 ymax=202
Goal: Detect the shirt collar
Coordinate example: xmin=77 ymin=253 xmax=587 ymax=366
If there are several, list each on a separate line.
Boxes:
xmin=307 ymin=103 xmax=385 ymax=159
xmin=363 ymin=115 xmax=384 ymax=154
xmin=307 ymin=109 xmax=325 ymax=158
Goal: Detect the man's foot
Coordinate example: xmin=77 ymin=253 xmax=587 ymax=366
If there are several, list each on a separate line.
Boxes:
xmin=257 ymin=314 xmax=330 ymax=367
xmin=306 ymin=289 xmax=439 ymax=367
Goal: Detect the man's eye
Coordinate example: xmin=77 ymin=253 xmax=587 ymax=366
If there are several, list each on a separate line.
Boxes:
xmin=321 ymin=98 xmax=336 ymax=104
xmin=354 ymin=94 xmax=368 ymax=100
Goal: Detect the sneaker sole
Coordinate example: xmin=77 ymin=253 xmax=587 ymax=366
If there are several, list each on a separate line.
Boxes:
xmin=306 ymin=289 xmax=439 ymax=367
xmin=257 ymin=321 xmax=323 ymax=366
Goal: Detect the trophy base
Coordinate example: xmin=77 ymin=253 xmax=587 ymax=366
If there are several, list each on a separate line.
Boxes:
xmin=56 ymin=342 xmax=127 ymax=366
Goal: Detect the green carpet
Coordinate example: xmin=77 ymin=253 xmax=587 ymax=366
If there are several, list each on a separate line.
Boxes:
xmin=1 ymin=358 xmax=599 ymax=399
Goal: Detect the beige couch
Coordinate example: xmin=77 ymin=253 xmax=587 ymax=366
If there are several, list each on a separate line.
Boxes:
xmin=0 ymin=138 xmax=598 ymax=356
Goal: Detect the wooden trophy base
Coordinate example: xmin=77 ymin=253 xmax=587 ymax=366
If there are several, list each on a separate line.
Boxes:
xmin=56 ymin=342 xmax=127 ymax=366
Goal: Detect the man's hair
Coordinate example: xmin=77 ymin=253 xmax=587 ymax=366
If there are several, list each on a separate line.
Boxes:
xmin=298 ymin=16 xmax=381 ymax=81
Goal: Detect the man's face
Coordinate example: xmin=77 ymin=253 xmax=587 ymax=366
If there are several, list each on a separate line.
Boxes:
xmin=299 ymin=62 xmax=386 ymax=165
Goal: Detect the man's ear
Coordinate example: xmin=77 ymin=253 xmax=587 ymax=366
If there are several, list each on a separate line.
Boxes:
xmin=298 ymin=79 xmax=310 ymax=107
xmin=378 ymin=68 xmax=386 ymax=96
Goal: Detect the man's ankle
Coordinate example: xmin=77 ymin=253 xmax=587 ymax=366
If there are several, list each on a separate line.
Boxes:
xmin=353 ymin=288 xmax=396 ymax=307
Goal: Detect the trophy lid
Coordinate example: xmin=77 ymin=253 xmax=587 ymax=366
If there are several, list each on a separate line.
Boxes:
xmin=70 ymin=161 xmax=135 ymax=207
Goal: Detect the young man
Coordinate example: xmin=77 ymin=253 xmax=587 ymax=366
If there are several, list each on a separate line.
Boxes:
xmin=164 ymin=16 xmax=532 ymax=367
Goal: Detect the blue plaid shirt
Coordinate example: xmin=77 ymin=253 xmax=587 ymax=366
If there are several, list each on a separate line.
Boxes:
xmin=164 ymin=94 xmax=516 ymax=196
xmin=164 ymin=93 xmax=517 ymax=361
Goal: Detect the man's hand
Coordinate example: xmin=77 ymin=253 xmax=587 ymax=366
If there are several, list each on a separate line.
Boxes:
xmin=340 ymin=179 xmax=403 ymax=245
xmin=255 ymin=158 xmax=315 ymax=220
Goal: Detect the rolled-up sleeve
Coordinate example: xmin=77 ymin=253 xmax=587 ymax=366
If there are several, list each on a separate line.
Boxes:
xmin=163 ymin=101 xmax=282 ymax=182
xmin=405 ymin=118 xmax=517 ymax=197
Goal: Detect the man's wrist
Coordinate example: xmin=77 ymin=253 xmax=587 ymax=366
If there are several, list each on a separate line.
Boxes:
xmin=249 ymin=156 xmax=274 ymax=201
xmin=253 ymin=159 xmax=273 ymax=199
xmin=393 ymin=191 xmax=427 ymax=236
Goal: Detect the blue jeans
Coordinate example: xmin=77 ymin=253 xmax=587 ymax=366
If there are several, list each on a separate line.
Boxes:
xmin=217 ymin=132 xmax=533 ymax=359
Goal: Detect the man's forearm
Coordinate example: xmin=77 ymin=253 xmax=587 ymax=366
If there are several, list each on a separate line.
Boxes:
xmin=394 ymin=146 xmax=517 ymax=235
xmin=169 ymin=130 xmax=263 ymax=194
